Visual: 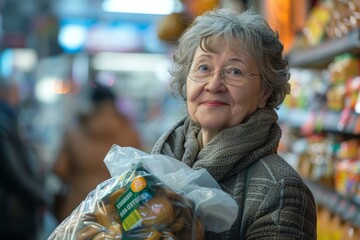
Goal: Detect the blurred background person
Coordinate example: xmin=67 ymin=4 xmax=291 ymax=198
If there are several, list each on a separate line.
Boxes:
xmin=52 ymin=84 xmax=143 ymax=223
xmin=0 ymin=74 xmax=50 ymax=240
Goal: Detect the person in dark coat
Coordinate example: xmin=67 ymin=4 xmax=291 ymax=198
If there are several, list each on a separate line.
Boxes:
xmin=0 ymin=75 xmax=50 ymax=240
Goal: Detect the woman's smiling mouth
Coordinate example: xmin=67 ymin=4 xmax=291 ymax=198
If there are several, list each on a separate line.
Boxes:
xmin=201 ymin=100 xmax=228 ymax=107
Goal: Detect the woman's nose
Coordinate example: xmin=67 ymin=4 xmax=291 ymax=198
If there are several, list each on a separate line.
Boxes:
xmin=205 ymin=70 xmax=226 ymax=91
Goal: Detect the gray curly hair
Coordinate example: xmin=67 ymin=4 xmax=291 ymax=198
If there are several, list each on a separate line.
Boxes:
xmin=169 ymin=8 xmax=290 ymax=109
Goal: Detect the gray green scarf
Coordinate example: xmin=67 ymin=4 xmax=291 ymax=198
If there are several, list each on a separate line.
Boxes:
xmin=152 ymin=108 xmax=281 ymax=181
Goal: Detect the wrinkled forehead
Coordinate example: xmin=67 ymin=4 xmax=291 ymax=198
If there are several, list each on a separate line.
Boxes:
xmin=197 ymin=35 xmax=254 ymax=59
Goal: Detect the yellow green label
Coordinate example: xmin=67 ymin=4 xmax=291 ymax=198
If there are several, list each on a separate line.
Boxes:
xmin=115 ymin=176 xmax=154 ymax=231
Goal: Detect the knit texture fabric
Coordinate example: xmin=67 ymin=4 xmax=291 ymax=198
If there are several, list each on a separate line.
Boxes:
xmin=152 ymin=108 xmax=317 ymax=239
xmin=152 ymin=108 xmax=280 ymax=179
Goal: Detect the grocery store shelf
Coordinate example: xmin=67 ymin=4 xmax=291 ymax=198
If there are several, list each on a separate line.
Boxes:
xmin=286 ymin=28 xmax=360 ymax=68
xmin=279 ymin=108 xmax=360 ymax=136
xmin=305 ymin=179 xmax=360 ymax=227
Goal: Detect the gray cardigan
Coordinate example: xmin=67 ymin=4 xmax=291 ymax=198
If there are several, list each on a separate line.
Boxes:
xmin=216 ymin=154 xmax=317 ymax=239
xmin=152 ymin=110 xmax=317 ymax=239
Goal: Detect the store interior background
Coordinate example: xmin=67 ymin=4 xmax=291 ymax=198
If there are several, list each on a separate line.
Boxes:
xmin=2 ymin=0 xmax=360 ymax=239
xmin=0 ymin=0 xmax=304 ymax=163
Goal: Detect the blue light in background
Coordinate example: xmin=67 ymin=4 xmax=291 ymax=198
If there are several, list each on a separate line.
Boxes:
xmin=58 ymin=19 xmax=168 ymax=54
xmin=0 ymin=49 xmax=13 ymax=78
xmin=58 ymin=19 xmax=96 ymax=53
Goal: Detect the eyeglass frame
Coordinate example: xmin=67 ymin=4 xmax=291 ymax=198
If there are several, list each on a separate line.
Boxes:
xmin=186 ymin=63 xmax=262 ymax=87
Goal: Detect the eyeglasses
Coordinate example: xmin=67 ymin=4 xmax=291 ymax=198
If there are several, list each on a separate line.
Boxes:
xmin=188 ymin=64 xmax=261 ymax=87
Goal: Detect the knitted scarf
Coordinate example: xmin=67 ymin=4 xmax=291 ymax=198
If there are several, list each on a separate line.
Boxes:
xmin=151 ymin=108 xmax=282 ymax=181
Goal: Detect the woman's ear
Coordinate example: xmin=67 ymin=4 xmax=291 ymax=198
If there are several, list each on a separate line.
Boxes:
xmin=258 ymin=89 xmax=272 ymax=108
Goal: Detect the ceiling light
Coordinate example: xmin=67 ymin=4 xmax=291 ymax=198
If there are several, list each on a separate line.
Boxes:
xmin=102 ymin=0 xmax=176 ymax=15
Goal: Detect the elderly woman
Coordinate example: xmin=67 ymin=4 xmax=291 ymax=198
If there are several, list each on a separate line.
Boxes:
xmin=152 ymin=8 xmax=317 ymax=240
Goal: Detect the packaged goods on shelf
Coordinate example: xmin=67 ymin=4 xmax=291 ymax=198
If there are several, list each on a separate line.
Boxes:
xmin=303 ymin=0 xmax=360 ymax=47
xmin=283 ymin=1 xmax=360 ymax=237
xmin=327 ymin=53 xmax=360 ymax=112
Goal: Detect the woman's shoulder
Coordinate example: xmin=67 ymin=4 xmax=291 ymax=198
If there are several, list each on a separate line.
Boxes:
xmin=236 ymin=153 xmax=308 ymax=197
xmin=253 ymin=153 xmax=303 ymax=182
xmin=245 ymin=154 xmax=315 ymax=207
xmin=245 ymin=154 xmax=316 ymax=205
xmin=221 ymin=154 xmax=305 ymax=197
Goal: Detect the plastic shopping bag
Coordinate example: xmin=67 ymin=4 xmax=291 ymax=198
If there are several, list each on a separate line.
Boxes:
xmin=48 ymin=145 xmax=238 ymax=240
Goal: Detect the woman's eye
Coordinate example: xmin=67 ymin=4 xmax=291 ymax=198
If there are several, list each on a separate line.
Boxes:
xmin=226 ymin=68 xmax=243 ymax=76
xmin=197 ymin=64 xmax=210 ymax=72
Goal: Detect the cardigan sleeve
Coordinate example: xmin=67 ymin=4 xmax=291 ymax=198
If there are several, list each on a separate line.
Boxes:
xmin=245 ymin=177 xmax=317 ymax=240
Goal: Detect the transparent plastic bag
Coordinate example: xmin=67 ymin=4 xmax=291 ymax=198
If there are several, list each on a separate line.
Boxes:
xmin=48 ymin=145 xmax=238 ymax=240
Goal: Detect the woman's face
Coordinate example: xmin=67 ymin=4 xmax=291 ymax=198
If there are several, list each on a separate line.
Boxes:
xmin=186 ymin=39 xmax=269 ymax=142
